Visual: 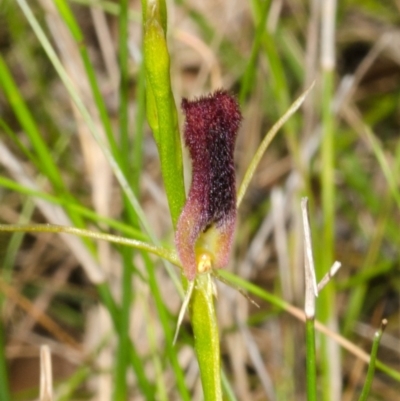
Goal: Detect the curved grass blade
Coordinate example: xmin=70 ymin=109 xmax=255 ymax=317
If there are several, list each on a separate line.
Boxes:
xmin=358 ymin=319 xmax=387 ymax=401
xmin=0 ymin=176 xmax=147 ymax=241
xmin=0 ymin=224 xmax=179 ymax=266
xmin=237 ymin=82 xmax=315 ymax=208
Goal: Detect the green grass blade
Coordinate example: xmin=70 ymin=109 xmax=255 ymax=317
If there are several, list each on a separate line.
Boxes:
xmin=358 ymin=320 xmax=387 ymax=401
xmin=221 ymin=370 xmax=238 ymax=401
xmin=143 ymin=293 xmax=168 ymax=401
xmin=113 ymin=1 xmax=138 ymax=397
xmin=0 ymin=56 xmax=65 ymax=192
xmin=0 ymin=176 xmax=147 ymax=241
xmin=342 ymin=199 xmax=390 ymax=335
xmin=144 ymin=254 xmax=190 ymax=400
xmin=114 ymin=251 xmax=133 ymax=400
xmin=363 ymin=126 xmax=400 ymax=208
xmin=0 ymin=119 xmax=41 ymax=169
xmin=374 ymin=360 xmax=400 ymax=382
xmin=239 ymin=0 xmax=270 ymax=105
xmin=96 ymin=283 xmax=155 ymax=397
xmin=57 ymin=366 xmax=91 ymax=401
xmin=53 ymin=0 xmax=118 ymax=156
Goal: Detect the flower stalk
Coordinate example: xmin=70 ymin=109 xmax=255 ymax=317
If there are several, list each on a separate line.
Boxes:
xmin=190 ymin=273 xmax=222 ymax=401
xmin=142 ymin=2 xmax=228 ymax=398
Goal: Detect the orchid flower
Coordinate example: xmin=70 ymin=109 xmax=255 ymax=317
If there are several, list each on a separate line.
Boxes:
xmin=175 ymin=90 xmax=242 ymax=281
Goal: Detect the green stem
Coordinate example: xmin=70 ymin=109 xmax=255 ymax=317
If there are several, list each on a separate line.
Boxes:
xmin=305 ymin=318 xmax=317 ymax=401
xmin=190 ymin=273 xmax=222 ymax=401
xmin=358 ymin=320 xmax=386 ymax=401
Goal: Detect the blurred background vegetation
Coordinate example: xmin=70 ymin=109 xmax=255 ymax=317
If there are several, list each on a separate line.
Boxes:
xmin=0 ymin=0 xmax=399 ymax=400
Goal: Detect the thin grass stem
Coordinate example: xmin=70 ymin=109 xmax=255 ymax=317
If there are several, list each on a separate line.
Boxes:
xmin=305 ymin=319 xmax=318 ymax=401
xmin=54 ymin=0 xmax=118 ymax=156
xmin=0 ymin=177 xmax=147 ymax=241
xmin=358 ymin=319 xmax=388 ymax=401
xmin=237 ymin=82 xmax=314 ymax=207
xmin=0 ymin=224 xmax=179 ymax=266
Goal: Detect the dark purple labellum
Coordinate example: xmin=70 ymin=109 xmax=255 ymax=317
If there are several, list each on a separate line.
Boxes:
xmin=175 ymin=90 xmax=242 ymax=281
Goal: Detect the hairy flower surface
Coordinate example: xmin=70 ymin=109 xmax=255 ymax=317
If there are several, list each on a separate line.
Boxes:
xmin=175 ymin=90 xmax=242 ymax=281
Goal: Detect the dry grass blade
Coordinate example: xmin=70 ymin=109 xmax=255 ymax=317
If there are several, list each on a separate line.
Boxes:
xmin=40 ymin=345 xmax=53 ymax=401
xmin=301 ymin=197 xmax=318 ymax=318
xmin=0 ymin=141 xmax=105 ymax=284
xmin=318 ymin=261 xmax=342 ymax=292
